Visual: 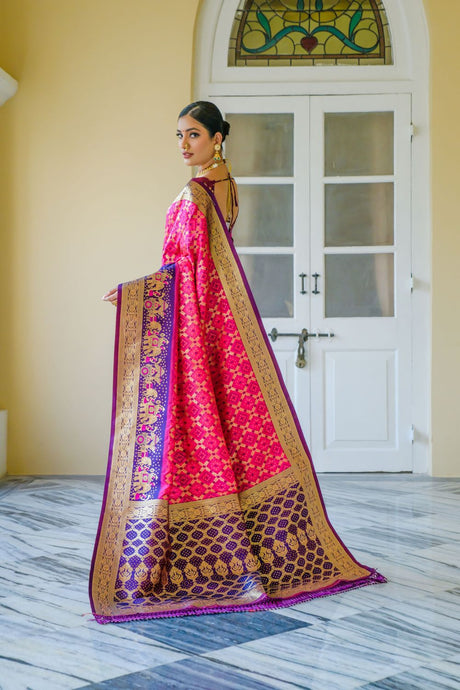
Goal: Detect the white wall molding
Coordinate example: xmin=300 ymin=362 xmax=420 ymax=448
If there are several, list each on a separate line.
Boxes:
xmin=0 ymin=67 xmax=18 ymax=106
xmin=195 ymin=0 xmax=419 ymax=96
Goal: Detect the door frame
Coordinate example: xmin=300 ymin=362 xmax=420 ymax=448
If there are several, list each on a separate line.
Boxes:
xmin=193 ymin=0 xmax=431 ymax=474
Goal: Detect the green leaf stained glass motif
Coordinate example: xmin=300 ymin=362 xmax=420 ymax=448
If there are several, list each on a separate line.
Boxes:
xmin=228 ymin=0 xmax=392 ymax=66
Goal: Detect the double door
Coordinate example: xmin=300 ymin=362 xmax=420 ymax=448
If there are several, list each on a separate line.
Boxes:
xmin=218 ymin=94 xmax=412 ymax=472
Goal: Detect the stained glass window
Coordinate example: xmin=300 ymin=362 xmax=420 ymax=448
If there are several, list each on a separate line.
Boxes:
xmin=228 ymin=0 xmax=392 ymax=67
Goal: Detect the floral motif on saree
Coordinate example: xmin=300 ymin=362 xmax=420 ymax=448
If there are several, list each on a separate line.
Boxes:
xmin=89 ymin=178 xmax=385 ymax=623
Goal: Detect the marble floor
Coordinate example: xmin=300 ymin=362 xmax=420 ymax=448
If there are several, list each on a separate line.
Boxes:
xmin=0 ymin=474 xmax=459 ymax=690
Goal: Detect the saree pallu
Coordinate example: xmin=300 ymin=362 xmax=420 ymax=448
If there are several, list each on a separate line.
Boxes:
xmin=89 ymin=178 xmax=385 ymax=623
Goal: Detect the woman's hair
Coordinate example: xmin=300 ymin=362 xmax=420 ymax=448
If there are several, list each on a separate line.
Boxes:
xmin=178 ymin=101 xmax=230 ymax=142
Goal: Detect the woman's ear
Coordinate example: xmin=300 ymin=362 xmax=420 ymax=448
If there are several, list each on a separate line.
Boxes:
xmin=214 ymin=132 xmax=223 ymax=146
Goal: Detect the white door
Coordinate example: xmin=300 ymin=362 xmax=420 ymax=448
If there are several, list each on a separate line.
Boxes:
xmin=218 ymin=94 xmax=412 ymax=472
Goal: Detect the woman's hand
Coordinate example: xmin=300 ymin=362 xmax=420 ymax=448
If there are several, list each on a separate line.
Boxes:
xmin=102 ymin=287 xmax=118 ymax=306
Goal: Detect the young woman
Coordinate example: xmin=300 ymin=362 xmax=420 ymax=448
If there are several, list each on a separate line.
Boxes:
xmin=89 ymin=102 xmax=385 ymax=623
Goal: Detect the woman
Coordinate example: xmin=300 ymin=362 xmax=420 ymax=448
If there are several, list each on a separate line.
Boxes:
xmin=89 ymin=102 xmax=385 ymax=623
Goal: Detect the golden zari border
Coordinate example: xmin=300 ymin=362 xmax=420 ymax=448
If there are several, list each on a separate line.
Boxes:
xmin=124 ymin=467 xmax=296 ymax=521
xmin=91 ymin=280 xmax=145 ymax=615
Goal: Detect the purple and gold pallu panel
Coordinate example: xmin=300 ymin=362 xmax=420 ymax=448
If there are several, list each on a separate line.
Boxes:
xmin=90 ymin=265 xmax=177 ymax=619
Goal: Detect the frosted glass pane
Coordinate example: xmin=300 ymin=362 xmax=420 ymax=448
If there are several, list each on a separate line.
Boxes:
xmin=239 ymin=254 xmax=293 ymax=318
xmin=233 ymin=185 xmax=293 ymax=247
xmin=325 ymin=254 xmax=394 ymax=318
xmin=325 ymin=112 xmax=394 ymax=176
xmin=325 ymin=183 xmax=394 ymax=247
xmin=226 ymin=114 xmax=293 ymax=177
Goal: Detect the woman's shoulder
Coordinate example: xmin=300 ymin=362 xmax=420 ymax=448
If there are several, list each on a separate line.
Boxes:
xmin=173 ymin=178 xmax=214 ymax=210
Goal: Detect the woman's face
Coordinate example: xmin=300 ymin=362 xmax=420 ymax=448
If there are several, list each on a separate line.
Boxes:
xmin=176 ymin=114 xmax=221 ymax=169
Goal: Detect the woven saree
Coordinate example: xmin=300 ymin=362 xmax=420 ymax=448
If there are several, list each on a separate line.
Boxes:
xmin=89 ymin=178 xmax=385 ymax=623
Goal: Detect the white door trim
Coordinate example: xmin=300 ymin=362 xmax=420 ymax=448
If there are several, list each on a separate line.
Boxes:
xmin=193 ymin=0 xmax=431 ymax=473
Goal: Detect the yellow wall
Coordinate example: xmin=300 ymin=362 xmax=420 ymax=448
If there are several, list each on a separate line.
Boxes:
xmin=0 ymin=1 xmax=7 ymax=411
xmin=1 ymin=0 xmax=459 ymax=476
xmin=0 ymin=0 xmax=199 ymax=473
xmin=424 ymin=0 xmax=460 ymax=476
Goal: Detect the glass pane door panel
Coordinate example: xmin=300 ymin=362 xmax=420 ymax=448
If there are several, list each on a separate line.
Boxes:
xmin=225 ymin=113 xmax=294 ymax=177
xmin=325 ymin=112 xmax=394 ymax=176
xmin=325 ymin=183 xmax=394 ymax=246
xmin=239 ymin=254 xmax=293 ymax=318
xmin=233 ymin=184 xmax=293 ymax=247
xmin=325 ymin=253 xmax=394 ymax=317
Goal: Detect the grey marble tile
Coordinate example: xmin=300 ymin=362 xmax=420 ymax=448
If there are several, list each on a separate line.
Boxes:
xmin=0 ymin=595 xmax=90 ymax=630
xmin=0 ymin=627 xmax=187 ymax=686
xmin=78 ymin=656 xmax=286 ymax=690
xmin=277 ymin=579 xmax=459 ymax=624
xmin=272 ymin=580 xmax=427 ymax=624
xmin=1 ymin=474 xmax=459 ymax=689
xmin=345 ymin=550 xmax=458 ymax=595
xmin=360 ymin=655 xmax=460 ymax=689
xmin=205 ymin=627 xmax=420 ymax=690
xmin=339 ymin=525 xmax=446 ymax=555
xmin=404 ymin=513 xmax=460 ymax=542
xmin=207 ymin=592 xmax=460 ymax=689
xmin=0 ymin=657 xmax=86 ymax=690
xmin=119 ymin=610 xmax=309 ymax=654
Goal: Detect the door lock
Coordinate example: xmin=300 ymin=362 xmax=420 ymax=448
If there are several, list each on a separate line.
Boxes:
xmin=268 ymin=328 xmax=335 ymax=369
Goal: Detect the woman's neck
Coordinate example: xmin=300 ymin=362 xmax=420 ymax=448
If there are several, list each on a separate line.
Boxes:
xmin=196 ymin=159 xmax=227 ymax=178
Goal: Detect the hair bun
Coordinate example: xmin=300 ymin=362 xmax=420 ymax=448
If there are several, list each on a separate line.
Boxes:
xmin=222 ymin=120 xmax=230 ymax=137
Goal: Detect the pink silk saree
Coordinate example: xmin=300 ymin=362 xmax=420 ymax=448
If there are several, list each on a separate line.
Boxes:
xmin=89 ymin=178 xmax=385 ymax=623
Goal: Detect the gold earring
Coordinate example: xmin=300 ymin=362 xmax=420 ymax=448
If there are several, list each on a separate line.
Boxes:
xmin=213 ymin=143 xmax=222 ymax=162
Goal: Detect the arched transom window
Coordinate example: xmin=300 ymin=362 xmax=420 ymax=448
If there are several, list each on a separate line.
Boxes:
xmin=228 ymin=0 xmax=392 ymax=66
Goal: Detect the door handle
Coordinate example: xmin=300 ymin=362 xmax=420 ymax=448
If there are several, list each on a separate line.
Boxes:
xmin=312 ymin=273 xmax=320 ymax=294
xmin=299 ymin=273 xmax=307 ymax=294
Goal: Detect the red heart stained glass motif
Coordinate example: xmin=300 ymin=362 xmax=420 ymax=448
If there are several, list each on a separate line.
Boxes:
xmin=301 ymin=35 xmax=319 ymax=53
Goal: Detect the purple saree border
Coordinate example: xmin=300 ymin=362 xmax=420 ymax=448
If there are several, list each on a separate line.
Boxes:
xmin=94 ymin=570 xmax=385 ymax=624
xmin=139 ymin=264 xmax=177 ymax=501
xmin=160 ymin=263 xmax=180 ymax=496
xmin=192 ymin=176 xmax=386 ymax=583
xmin=88 ymin=283 xmax=123 ymax=613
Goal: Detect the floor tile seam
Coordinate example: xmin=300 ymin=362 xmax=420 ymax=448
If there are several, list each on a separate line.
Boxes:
xmin=81 ymin=655 xmax=299 ymax=690
xmin=334 ymin=531 xmax=450 ymax=543
xmin=188 ymin=651 xmax=307 ymax=690
xmin=354 ymin=659 xmax=437 ymax=688
xmin=269 ymin=607 xmax=460 ymax=638
xmin=205 ymin=644 xmax=426 ymax=690
xmin=355 ymin=654 xmax=460 ymax=688
xmin=158 ymin=624 xmax=315 ymax=658
xmin=0 ymin=652 xmax=100 ymax=685
xmin=0 ymin=633 xmax=193 ymax=664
